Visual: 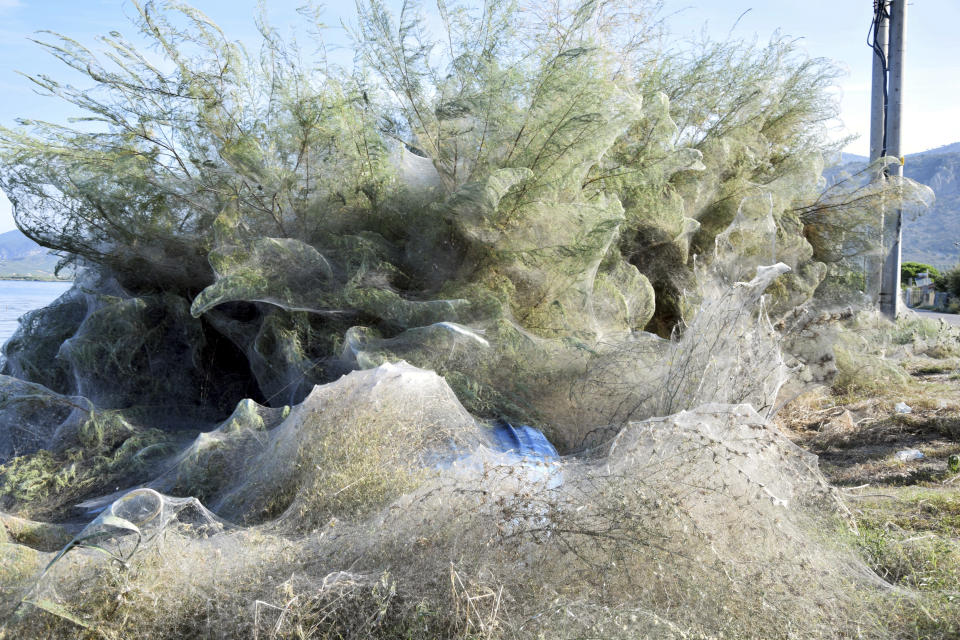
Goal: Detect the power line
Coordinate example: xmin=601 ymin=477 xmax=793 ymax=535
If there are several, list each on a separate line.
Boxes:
xmin=868 ymin=0 xmax=891 ymax=158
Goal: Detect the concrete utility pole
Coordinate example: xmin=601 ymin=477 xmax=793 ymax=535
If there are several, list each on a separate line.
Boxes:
xmin=868 ymin=1 xmax=889 ymax=304
xmin=877 ymin=0 xmax=906 ymax=320
xmin=869 ymin=3 xmax=888 ymax=162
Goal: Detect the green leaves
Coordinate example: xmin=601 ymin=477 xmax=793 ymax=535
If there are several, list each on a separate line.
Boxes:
xmin=442 ymin=168 xmax=533 ymax=242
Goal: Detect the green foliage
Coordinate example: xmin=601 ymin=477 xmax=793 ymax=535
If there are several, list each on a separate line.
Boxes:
xmin=847 ymin=491 xmax=960 ymax=639
xmin=939 ymin=264 xmax=960 ymax=297
xmin=0 ymin=411 xmax=173 ymax=520
xmin=901 ymin=260 xmax=940 ymax=285
xmin=0 ymin=0 xmax=845 ymax=313
xmin=0 ymin=0 xmax=391 ymax=293
xmin=902 ymin=260 xmax=940 ymax=281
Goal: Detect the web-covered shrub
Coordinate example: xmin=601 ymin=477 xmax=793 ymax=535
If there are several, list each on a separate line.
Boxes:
xmin=0 ymin=0 xmax=920 ymax=432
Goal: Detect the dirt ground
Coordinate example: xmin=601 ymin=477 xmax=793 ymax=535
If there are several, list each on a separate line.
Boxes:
xmin=778 ymin=368 xmax=960 ymax=488
xmin=777 ymin=359 xmax=960 ymax=637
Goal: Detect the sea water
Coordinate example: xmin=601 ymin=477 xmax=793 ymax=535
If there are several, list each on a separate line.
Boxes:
xmin=0 ymin=280 xmax=73 ymax=346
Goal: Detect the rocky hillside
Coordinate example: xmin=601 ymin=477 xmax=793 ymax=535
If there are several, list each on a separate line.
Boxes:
xmin=901 ymin=150 xmax=960 ymax=267
xmin=0 ymin=229 xmax=62 ymax=280
xmin=833 ymin=145 xmax=960 ymax=268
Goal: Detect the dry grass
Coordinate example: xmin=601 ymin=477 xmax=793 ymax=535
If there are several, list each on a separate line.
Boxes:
xmin=776 ymin=314 xmax=960 ymax=638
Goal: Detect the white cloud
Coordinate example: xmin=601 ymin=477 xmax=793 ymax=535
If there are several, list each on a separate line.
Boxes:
xmin=0 ymin=0 xmax=20 ymax=10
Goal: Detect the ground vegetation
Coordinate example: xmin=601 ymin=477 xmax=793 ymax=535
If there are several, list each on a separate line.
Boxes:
xmin=0 ymin=1 xmax=948 ymax=637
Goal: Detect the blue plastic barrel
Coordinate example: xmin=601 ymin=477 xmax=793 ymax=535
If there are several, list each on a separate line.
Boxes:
xmin=489 ymin=419 xmax=559 ymax=461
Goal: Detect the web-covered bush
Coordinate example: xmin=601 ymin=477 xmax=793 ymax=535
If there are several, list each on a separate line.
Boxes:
xmin=0 ymin=0 xmax=925 ymax=434
xmin=0 ymin=364 xmax=897 ymax=639
xmin=0 ymin=3 xmax=942 ymax=636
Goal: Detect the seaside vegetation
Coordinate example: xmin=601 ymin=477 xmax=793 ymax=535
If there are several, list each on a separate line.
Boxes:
xmin=0 ymin=1 xmax=952 ymax=638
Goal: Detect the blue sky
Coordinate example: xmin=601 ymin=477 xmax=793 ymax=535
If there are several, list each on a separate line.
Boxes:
xmin=2 ymin=0 xmax=959 ymax=233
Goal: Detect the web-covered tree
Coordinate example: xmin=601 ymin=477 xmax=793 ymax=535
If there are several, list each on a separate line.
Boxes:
xmin=0 ymin=0 xmax=926 ymax=445
xmin=0 ymin=5 xmax=943 ymax=636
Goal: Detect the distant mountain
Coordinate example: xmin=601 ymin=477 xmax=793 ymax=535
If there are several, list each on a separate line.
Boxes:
xmin=839 ymin=151 xmax=869 ymax=164
xmin=913 ymin=142 xmax=960 ymax=157
xmin=0 ymin=230 xmax=66 ymax=280
xmin=901 ymin=150 xmax=960 ymax=268
xmin=827 ymin=144 xmax=960 ymax=270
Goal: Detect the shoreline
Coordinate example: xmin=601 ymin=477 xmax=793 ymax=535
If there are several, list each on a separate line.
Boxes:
xmin=0 ymin=276 xmax=73 ymax=283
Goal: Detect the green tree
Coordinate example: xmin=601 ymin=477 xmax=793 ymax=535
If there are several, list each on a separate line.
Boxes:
xmin=0 ymin=0 xmax=930 ymax=422
xmin=939 ymin=265 xmax=960 ymax=296
xmin=901 ymin=261 xmax=940 ymax=285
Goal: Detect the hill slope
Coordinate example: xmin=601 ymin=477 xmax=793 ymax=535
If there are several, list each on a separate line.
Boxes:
xmin=830 ymin=146 xmax=960 ymax=268
xmin=0 ymin=229 xmax=64 ymax=280
xmin=901 ymin=151 xmax=960 ymax=267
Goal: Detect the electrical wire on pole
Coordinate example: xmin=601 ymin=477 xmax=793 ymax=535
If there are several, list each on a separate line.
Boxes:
xmin=870 ymin=0 xmax=906 ymax=319
xmin=868 ymin=0 xmax=889 ymax=162
xmin=867 ymin=0 xmax=889 ymax=304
